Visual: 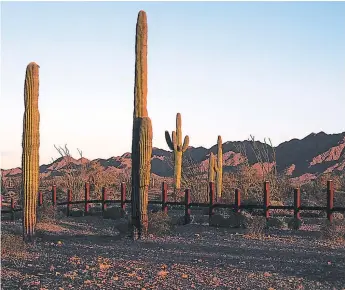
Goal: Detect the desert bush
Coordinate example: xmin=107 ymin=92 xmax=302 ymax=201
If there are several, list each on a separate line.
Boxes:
xmin=89 ymin=205 xmax=103 ymax=216
xmin=209 ymin=211 xmax=247 ymax=228
xmin=148 ymin=211 xmax=173 ymax=236
xmin=219 ymin=189 xmax=234 ymax=204
xmin=103 ymin=206 xmax=126 ymax=220
xmin=171 ymin=215 xmax=188 ymax=226
xmin=192 ymin=214 xmax=208 ymax=224
xmin=266 ymin=217 xmax=287 ymax=229
xmin=166 ymin=153 xmax=208 ymax=203
xmin=115 ymin=218 xmax=130 ymax=237
xmin=241 ymin=197 xmax=262 ymax=215
xmin=37 ymin=201 xmax=62 ymax=222
xmin=242 ymin=211 xmax=266 ymax=237
xmin=231 ymin=136 xmax=294 ymax=204
xmin=68 ymin=208 xmax=84 ymax=217
xmin=270 ymin=200 xmax=290 ymax=216
xmin=287 ymin=217 xmax=303 ymax=230
xmin=320 ymin=220 xmax=345 ymax=242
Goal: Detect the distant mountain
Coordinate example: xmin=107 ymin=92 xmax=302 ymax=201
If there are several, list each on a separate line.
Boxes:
xmin=2 ymin=132 xmax=345 ymax=185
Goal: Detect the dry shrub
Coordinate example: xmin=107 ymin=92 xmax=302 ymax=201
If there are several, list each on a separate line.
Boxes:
xmin=1 ymin=233 xmax=29 ymax=260
xmin=37 ymin=201 xmax=62 ymax=222
xmin=103 ymin=206 xmax=126 ymax=220
xmin=219 ymin=189 xmax=234 ymax=204
xmin=166 ymin=153 xmax=208 ymax=203
xmin=287 ymin=217 xmax=302 ymax=230
xmin=242 ymin=211 xmax=266 ymax=237
xmin=171 ymin=215 xmax=187 ymax=226
xmin=114 ymin=218 xmax=130 ymax=236
xmin=148 ymin=211 xmax=173 ymax=236
xmin=320 ymin=220 xmax=345 ymax=242
xmin=209 ymin=212 xmax=245 ymax=228
xmin=266 ymin=217 xmax=287 ymax=229
xmin=69 ymin=208 xmax=84 ymax=217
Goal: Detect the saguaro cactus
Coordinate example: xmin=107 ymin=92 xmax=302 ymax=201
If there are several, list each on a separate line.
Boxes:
xmin=208 ymin=152 xmax=218 ymax=183
xmin=165 ymin=113 xmax=189 ymax=192
xmin=216 ymin=135 xmax=223 ymax=199
xmin=22 ymin=62 xmax=40 ymax=242
xmin=131 ymin=10 xmax=153 ymax=240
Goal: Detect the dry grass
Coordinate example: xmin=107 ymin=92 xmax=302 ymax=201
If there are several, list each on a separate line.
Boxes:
xmin=36 ymin=222 xmax=69 ymax=234
xmin=1 ymin=233 xmax=31 ymax=260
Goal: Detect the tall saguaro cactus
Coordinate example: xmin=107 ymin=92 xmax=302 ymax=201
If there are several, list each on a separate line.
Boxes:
xmin=165 ymin=113 xmax=189 ymax=192
xmin=22 ymin=62 xmax=40 ymax=242
xmin=131 ymin=10 xmax=153 ymax=240
xmin=216 ymin=135 xmax=223 ymax=199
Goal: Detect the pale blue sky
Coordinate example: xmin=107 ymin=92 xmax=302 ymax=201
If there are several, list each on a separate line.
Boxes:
xmin=1 ymin=1 xmax=345 ymax=169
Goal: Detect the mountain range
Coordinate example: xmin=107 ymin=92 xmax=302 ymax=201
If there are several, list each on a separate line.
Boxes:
xmin=2 ymin=131 xmax=345 ymax=185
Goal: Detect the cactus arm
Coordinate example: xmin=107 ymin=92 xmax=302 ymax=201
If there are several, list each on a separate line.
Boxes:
xmin=172 ymin=131 xmax=177 ymax=151
xmin=176 ymin=113 xmax=182 ymax=149
xmin=165 ymin=131 xmax=174 ymax=151
xmin=182 ymin=135 xmax=189 ymax=152
xmin=208 ymin=153 xmax=216 ymax=182
xmin=133 ymin=10 xmax=148 ymax=118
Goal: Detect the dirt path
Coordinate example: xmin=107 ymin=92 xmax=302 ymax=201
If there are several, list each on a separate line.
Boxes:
xmin=1 ymin=217 xmax=345 ymax=290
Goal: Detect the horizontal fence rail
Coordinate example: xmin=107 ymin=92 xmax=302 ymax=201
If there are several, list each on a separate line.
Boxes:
xmin=2 ymin=180 xmax=345 ymax=225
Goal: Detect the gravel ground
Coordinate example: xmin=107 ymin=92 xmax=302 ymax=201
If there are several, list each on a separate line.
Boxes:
xmin=1 ymin=216 xmax=345 ymax=290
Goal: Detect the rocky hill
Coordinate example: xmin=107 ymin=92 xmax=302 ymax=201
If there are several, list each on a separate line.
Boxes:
xmin=2 ymin=131 xmax=345 ymax=186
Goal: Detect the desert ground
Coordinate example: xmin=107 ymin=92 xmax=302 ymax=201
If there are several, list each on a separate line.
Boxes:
xmin=1 ymin=210 xmax=345 ymax=290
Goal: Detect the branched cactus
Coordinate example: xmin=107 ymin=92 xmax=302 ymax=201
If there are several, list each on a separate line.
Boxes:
xmin=208 ymin=152 xmax=218 ymax=183
xmin=22 ymin=62 xmax=40 ymax=243
xmin=216 ymin=135 xmax=223 ymax=199
xmin=131 ymin=10 xmax=153 ymax=240
xmin=165 ymin=113 xmax=189 ymax=192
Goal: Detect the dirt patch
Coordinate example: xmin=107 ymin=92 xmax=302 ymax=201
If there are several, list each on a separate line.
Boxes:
xmin=1 ymin=217 xmax=345 ymax=290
